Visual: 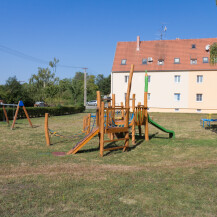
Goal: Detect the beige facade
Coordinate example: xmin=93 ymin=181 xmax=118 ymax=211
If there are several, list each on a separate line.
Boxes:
xmin=111 ymin=70 xmax=217 ymax=113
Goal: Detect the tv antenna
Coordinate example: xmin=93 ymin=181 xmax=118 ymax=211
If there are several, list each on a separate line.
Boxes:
xmin=160 ymin=24 xmax=167 ymax=40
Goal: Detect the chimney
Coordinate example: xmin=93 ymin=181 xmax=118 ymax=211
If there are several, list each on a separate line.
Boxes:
xmin=136 ymin=36 xmax=140 ymax=51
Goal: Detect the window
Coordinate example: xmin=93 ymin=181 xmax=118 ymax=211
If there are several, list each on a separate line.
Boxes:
xmin=124 ymin=93 xmax=127 ymax=101
xmin=197 ymin=75 xmax=203 ymax=83
xmin=174 ymin=58 xmax=180 ymax=64
xmin=174 ymin=75 xmax=181 ymax=83
xmin=190 ymin=59 xmax=197 ymax=64
xmin=142 ymin=58 xmax=147 ymax=64
xmin=158 ymin=59 xmax=164 ymax=65
xmin=148 ymin=93 xmax=150 ymax=101
xmin=174 ymin=93 xmax=181 ymax=101
xmin=148 ymin=75 xmax=151 ymax=83
xmin=196 ymin=94 xmax=202 ymax=102
xmin=121 ymin=59 xmax=127 ymax=65
xmin=125 ymin=75 xmax=129 ymax=83
xmin=203 ymin=57 xmax=208 ymax=63
xmin=175 ymin=108 xmax=179 ymax=112
xmin=192 ymin=44 xmax=196 ymax=49
xmin=197 ymin=109 xmax=201 ymax=113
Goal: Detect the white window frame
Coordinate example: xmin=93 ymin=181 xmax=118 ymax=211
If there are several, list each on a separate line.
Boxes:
xmin=196 ymin=94 xmax=203 ymax=102
xmin=174 ymin=75 xmax=181 ymax=83
xmin=191 ymin=59 xmax=197 ymax=65
xmin=142 ymin=58 xmax=147 ymax=64
xmin=121 ymin=59 xmax=127 ymax=65
xmin=124 ymin=93 xmax=127 ymax=101
xmin=197 ymin=75 xmax=203 ymax=83
xmin=148 ymin=93 xmax=151 ymax=101
xmin=148 ymin=75 xmax=151 ymax=83
xmin=158 ymin=59 xmax=164 ymax=65
xmin=203 ymin=57 xmax=208 ymax=63
xmin=174 ymin=58 xmax=180 ymax=64
xmin=125 ymin=75 xmax=129 ymax=83
xmin=174 ymin=93 xmax=181 ymax=101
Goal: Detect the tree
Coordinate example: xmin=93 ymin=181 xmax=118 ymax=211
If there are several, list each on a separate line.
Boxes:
xmin=87 ymin=75 xmax=98 ymax=101
xmin=29 ymin=67 xmax=59 ymax=102
xmin=49 ymin=57 xmax=59 ymax=73
xmin=96 ymin=74 xmax=111 ymax=95
xmin=70 ymin=72 xmax=84 ymax=105
xmin=4 ymin=76 xmax=23 ymax=103
xmin=2 ymin=76 xmax=34 ymax=106
xmin=210 ymin=43 xmax=217 ymax=65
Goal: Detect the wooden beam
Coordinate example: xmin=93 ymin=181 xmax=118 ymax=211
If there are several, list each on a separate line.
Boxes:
xmin=96 ymin=91 xmax=101 ymax=127
xmin=2 ymin=105 xmax=9 ymax=124
xmin=125 ymin=64 xmax=134 ymax=109
xmin=23 ymin=106 xmax=33 ymax=128
xmin=104 ymin=138 xmax=128 ymax=143
xmin=132 ymin=94 xmax=136 ymax=145
xmin=44 ymin=113 xmax=51 ymax=146
xmin=106 ymin=127 xmax=128 ymax=134
xmin=100 ymin=101 xmax=105 ymax=157
xmin=104 ymin=146 xmax=126 ymax=152
xmin=11 ymin=102 xmax=20 ymax=130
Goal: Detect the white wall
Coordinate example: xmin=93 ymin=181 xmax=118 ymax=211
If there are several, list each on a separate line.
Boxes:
xmin=112 ymin=71 xmax=189 ymax=109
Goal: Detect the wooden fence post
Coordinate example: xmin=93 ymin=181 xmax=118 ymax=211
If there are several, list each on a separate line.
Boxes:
xmin=45 ymin=113 xmax=51 ymax=146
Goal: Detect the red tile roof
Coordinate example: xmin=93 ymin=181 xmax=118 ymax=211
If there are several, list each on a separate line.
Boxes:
xmin=112 ymin=38 xmax=217 ymax=72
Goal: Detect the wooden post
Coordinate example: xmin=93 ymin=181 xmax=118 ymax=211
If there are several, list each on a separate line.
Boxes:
xmin=125 ymin=64 xmax=134 ymax=109
xmin=96 ymin=91 xmax=101 ymax=127
xmin=123 ymin=108 xmax=129 ymax=152
xmin=11 ymin=103 xmax=20 ymax=130
xmin=23 ymin=106 xmax=33 ymax=128
xmin=132 ymin=94 xmax=136 ymax=145
xmin=138 ymin=102 xmax=142 ymax=137
xmin=121 ymin=102 xmax=124 ymax=119
xmin=99 ymin=101 xmax=105 ymax=157
xmin=111 ymin=94 xmax=115 ymax=140
xmin=2 ymin=105 xmax=9 ymax=124
xmin=45 ymin=113 xmax=51 ymax=146
xmin=144 ymin=73 xmax=149 ymax=141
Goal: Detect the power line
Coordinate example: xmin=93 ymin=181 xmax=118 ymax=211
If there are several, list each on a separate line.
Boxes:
xmin=0 ymin=44 xmax=85 ymax=69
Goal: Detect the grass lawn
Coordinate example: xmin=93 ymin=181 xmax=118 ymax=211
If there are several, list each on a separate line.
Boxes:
xmin=0 ymin=112 xmax=217 ymax=216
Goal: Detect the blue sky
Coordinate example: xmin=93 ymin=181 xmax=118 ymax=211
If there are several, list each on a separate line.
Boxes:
xmin=0 ymin=0 xmax=216 ymax=84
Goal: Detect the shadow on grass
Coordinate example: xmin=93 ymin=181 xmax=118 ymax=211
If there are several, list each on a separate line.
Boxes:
xmin=73 ymin=131 xmax=174 ymax=156
xmin=206 ymin=124 xmax=217 ymax=134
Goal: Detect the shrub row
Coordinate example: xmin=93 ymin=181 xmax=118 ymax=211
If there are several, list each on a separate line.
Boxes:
xmin=0 ymin=105 xmax=85 ymax=121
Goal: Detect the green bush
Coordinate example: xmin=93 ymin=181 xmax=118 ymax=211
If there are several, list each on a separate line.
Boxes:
xmin=0 ymin=105 xmax=85 ymax=121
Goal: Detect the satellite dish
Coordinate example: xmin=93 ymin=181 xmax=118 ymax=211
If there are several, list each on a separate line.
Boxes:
xmin=205 ymin=44 xmax=210 ymax=51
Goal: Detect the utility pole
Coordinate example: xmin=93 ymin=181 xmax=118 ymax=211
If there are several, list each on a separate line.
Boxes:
xmin=83 ymin=68 xmax=88 ymax=108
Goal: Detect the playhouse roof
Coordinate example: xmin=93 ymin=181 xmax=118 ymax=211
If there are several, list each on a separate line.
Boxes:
xmin=112 ymin=37 xmax=217 ymax=72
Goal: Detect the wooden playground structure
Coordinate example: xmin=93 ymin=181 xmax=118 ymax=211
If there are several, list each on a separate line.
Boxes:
xmin=0 ymin=100 xmax=33 ymax=130
xmin=45 ymin=64 xmax=175 ymax=156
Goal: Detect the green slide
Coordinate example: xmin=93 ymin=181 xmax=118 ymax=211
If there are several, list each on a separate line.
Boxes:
xmin=148 ymin=115 xmax=175 ymax=138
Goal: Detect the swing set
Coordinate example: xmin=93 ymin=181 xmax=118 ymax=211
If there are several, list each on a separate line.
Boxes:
xmin=0 ymin=100 xmax=33 ymax=129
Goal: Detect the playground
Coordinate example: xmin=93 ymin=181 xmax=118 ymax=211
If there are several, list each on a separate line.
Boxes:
xmin=1 ymin=111 xmax=217 ymax=216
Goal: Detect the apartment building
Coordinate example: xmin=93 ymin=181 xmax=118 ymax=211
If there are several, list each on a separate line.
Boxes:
xmin=111 ymin=36 xmax=217 ymax=113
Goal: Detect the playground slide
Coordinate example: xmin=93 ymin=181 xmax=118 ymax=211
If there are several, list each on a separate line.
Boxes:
xmin=67 ymin=127 xmax=99 ymax=155
xmin=148 ymin=115 xmax=175 ymax=138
